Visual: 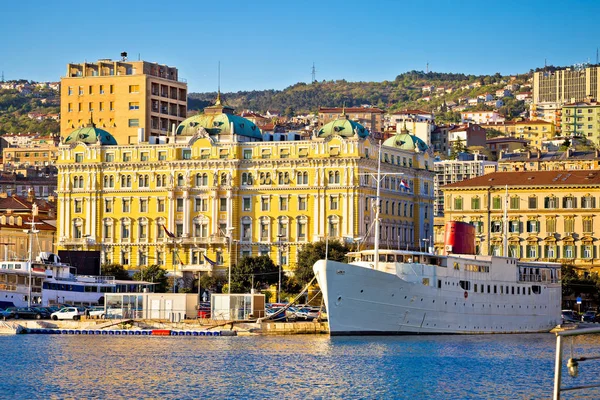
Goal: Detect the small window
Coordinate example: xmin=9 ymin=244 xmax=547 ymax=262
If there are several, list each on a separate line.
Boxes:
xmin=128 ymin=119 xmax=140 ymax=127
xmin=129 ymin=85 xmax=139 ymax=93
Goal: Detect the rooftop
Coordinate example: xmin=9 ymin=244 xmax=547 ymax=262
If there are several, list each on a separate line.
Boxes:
xmin=443 ymin=170 xmax=600 ymax=189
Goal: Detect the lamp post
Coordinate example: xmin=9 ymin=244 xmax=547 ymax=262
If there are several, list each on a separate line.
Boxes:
xmin=422 ymin=238 xmax=430 ymax=254
xmin=226 ymin=227 xmax=235 ymax=294
xmin=24 ymin=220 xmax=40 ymax=307
xmin=277 ymin=234 xmax=285 ymax=303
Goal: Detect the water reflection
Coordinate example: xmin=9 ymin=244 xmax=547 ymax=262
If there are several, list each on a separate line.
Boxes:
xmin=1 ymin=334 xmax=599 ymax=399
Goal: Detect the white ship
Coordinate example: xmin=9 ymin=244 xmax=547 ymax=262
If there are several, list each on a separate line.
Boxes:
xmin=313 ymin=143 xmax=562 ymax=335
xmin=0 ymin=252 xmax=155 ymax=308
xmin=313 ymin=249 xmax=561 ymax=335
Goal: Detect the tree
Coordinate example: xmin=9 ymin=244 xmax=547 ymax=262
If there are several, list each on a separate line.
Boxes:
xmin=449 ymin=138 xmax=468 ymax=160
xmin=295 ymin=240 xmax=351 ymax=287
xmin=101 ymin=263 xmax=131 ymax=280
xmin=133 ymin=264 xmax=169 ymax=293
xmin=229 ymin=255 xmax=279 ymax=294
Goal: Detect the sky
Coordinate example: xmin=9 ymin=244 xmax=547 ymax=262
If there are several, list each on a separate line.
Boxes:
xmin=1 ymin=0 xmax=599 ymax=93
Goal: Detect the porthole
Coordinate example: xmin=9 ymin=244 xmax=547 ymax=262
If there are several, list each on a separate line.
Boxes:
xmin=360 ymin=290 xmax=363 ymax=293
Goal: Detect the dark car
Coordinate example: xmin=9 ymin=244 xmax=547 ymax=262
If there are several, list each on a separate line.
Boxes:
xmin=581 ymin=311 xmax=598 ymax=323
xmin=12 ymin=307 xmax=51 ymax=320
xmin=561 ymin=310 xmax=578 ymax=323
xmin=0 ymin=308 xmax=14 ymax=320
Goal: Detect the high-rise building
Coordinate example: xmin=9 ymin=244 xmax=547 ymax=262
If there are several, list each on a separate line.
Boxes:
xmin=56 ymin=101 xmax=434 ymax=288
xmin=533 ymin=66 xmax=600 ymax=104
xmin=60 ymin=55 xmax=187 ymax=145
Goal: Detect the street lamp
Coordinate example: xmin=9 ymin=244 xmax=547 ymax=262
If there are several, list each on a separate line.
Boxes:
xmin=277 ymin=234 xmax=285 ymax=303
xmin=226 ymin=227 xmax=235 ymax=294
xmin=24 ymin=220 xmax=40 ymax=307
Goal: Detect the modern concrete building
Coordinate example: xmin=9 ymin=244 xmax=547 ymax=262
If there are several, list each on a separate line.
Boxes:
xmin=433 ymin=154 xmax=496 ymax=216
xmin=60 ymin=55 xmax=188 ymax=145
xmin=533 ymin=66 xmax=600 ymax=105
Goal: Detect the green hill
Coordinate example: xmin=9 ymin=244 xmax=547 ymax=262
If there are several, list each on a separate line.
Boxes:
xmin=189 ymin=70 xmax=532 ymax=120
xmin=0 ymin=83 xmax=60 ymax=135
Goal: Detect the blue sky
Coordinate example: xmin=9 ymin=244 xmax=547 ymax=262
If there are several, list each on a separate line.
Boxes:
xmin=1 ymin=0 xmax=599 ymax=92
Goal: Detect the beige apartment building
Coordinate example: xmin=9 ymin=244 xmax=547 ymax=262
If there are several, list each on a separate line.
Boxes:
xmin=439 ymin=170 xmax=600 ymax=272
xmin=60 ymin=56 xmax=188 ymax=145
xmin=533 ymin=66 xmax=600 ymax=105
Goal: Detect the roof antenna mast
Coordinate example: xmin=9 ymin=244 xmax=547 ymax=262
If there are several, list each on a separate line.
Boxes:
xmin=312 ymin=62 xmax=316 ymax=83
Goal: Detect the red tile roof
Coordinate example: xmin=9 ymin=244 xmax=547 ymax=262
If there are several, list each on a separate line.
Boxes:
xmin=443 ymin=170 xmax=600 ymax=189
xmin=319 ymin=107 xmax=384 ymax=114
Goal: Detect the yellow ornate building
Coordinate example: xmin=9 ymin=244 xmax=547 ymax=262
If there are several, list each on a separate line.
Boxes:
xmin=56 ymin=101 xmax=434 ymax=284
xmin=438 ymin=170 xmax=600 ymax=271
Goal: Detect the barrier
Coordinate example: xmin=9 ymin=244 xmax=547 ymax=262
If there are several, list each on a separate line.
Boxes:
xmin=134 ymin=331 xmax=142 ymax=335
xmin=20 ymin=327 xmax=237 ymax=338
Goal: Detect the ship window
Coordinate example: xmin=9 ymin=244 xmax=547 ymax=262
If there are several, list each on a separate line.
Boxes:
xmin=379 ymin=255 xmax=386 ymax=262
xmin=532 ymin=285 xmax=541 ymax=294
xmin=487 ymin=285 xmax=491 ymax=293
xmin=474 ymin=284 xmax=477 ymax=293
xmin=422 ymin=278 xmax=430 ymax=286
xmin=459 ymin=280 xmax=471 ymax=291
xmin=517 ymin=287 xmax=520 ymax=294
xmin=387 ymin=255 xmax=395 ymax=262
xmin=438 ymin=280 xmax=441 ymax=289
xmin=494 ymin=285 xmax=497 ymax=293
xmin=528 ymin=287 xmax=531 ymax=295
xmin=454 ymin=262 xmax=459 ymax=270
xmin=500 ymin=286 xmax=503 ymax=294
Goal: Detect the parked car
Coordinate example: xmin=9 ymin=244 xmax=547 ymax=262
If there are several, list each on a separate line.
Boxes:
xmin=0 ymin=307 xmax=14 ymax=320
xmin=295 ymin=307 xmax=321 ymax=321
xmin=105 ymin=307 xmax=123 ymax=319
xmin=51 ymin=307 xmax=83 ymax=321
xmin=13 ymin=307 xmax=51 ymax=320
xmin=86 ymin=306 xmax=105 ymax=319
xmin=561 ymin=310 xmax=578 ymax=323
xmin=581 ymin=311 xmax=598 ymax=323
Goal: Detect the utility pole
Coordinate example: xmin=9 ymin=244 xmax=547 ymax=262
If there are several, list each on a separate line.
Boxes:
xmin=24 ymin=219 xmax=41 ymax=307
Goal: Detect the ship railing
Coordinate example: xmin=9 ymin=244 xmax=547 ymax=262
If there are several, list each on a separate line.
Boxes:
xmin=76 ymin=275 xmax=116 ymax=284
xmin=519 ymin=274 xmax=543 ymax=282
xmin=553 ymin=327 xmax=600 ymax=399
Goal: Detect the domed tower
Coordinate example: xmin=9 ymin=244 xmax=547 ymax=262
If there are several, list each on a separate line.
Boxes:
xmin=175 ymin=93 xmax=262 ymax=142
xmin=63 ymin=122 xmax=118 ymax=145
xmin=316 ymin=110 xmax=370 ymax=139
xmin=383 ymin=123 xmax=429 ymax=152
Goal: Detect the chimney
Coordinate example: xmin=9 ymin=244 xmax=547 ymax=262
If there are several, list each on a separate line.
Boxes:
xmin=27 ymin=188 xmax=34 ymax=203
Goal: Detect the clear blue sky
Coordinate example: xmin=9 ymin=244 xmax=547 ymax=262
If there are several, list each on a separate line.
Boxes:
xmin=1 ymin=0 xmax=599 ymax=93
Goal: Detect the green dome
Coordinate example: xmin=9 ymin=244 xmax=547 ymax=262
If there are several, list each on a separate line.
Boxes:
xmin=176 ymin=113 xmax=262 ymax=140
xmin=383 ymin=132 xmax=429 ymax=152
xmin=64 ymin=125 xmax=117 ymax=145
xmin=317 ymin=116 xmax=369 ymax=138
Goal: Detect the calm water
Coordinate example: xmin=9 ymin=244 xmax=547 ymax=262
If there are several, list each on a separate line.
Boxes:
xmin=2 ymin=333 xmax=600 ymax=399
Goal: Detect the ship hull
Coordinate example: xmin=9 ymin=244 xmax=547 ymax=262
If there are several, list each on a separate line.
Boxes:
xmin=314 ymin=259 xmax=561 ymax=335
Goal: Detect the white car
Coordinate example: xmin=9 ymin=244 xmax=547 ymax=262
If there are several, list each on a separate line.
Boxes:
xmin=51 ymin=307 xmax=83 ymax=321
xmin=86 ymin=306 xmax=105 ymax=319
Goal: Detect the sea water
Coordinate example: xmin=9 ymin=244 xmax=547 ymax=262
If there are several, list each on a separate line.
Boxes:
xmin=1 ymin=333 xmax=600 ymax=399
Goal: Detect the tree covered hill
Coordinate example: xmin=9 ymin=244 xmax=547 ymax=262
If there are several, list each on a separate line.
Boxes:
xmin=0 ymin=85 xmax=60 ymax=135
xmin=189 ymin=70 xmax=532 ymax=117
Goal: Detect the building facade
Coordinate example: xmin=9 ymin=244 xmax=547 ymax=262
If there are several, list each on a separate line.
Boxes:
xmin=561 ymin=101 xmax=600 ymax=144
xmin=533 ymin=66 xmax=600 ymax=105
xmin=433 ymin=155 xmax=497 ymax=216
xmin=56 ymin=104 xmax=434 ymax=285
xmin=498 ymin=149 xmax=600 ymax=172
xmin=60 ymin=57 xmax=188 ymax=145
xmin=439 ymin=170 xmax=600 ymax=272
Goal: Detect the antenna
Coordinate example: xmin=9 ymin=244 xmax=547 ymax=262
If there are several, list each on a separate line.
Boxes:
xmin=138 ymin=53 xmax=141 ymax=61
xmin=311 ymin=62 xmax=316 ymax=83
xmin=426 ymin=62 xmax=429 ymax=73
xmin=597 ymin=48 xmax=599 ymax=64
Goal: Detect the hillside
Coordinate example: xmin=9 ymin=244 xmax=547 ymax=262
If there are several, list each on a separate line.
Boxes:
xmin=189 ymin=70 xmax=532 ymax=121
xmin=0 ymin=83 xmax=60 ymax=135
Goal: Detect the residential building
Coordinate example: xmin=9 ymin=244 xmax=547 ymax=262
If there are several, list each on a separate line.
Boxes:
xmin=486 ymin=137 xmax=529 ymax=159
xmin=560 ymin=101 xmax=600 ymax=145
xmin=448 ymin=123 xmax=487 ymax=154
xmin=431 ymin=125 xmax=453 ymax=154
xmin=388 ymin=110 xmax=435 ymax=145
xmin=60 ymin=56 xmax=188 ymax=145
xmin=440 ymin=170 xmax=600 ymax=272
xmin=318 ymin=107 xmax=384 ymax=135
xmin=495 ymin=89 xmax=511 ymax=98
xmin=0 ymin=171 xmax=57 ymax=199
xmin=461 ymin=111 xmax=505 ymax=125
xmin=498 ymin=148 xmax=600 ymax=171
xmin=513 ymin=120 xmax=556 ymax=149
xmin=433 ymin=154 xmax=496 ymax=216
xmin=0 ymin=193 xmax=56 ymax=260
xmin=56 ymin=100 xmax=433 ymax=288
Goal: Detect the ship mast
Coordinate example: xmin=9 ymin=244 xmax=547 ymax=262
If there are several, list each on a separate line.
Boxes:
xmin=374 ymin=141 xmax=383 ymax=270
xmin=503 ymin=184 xmax=508 ymax=257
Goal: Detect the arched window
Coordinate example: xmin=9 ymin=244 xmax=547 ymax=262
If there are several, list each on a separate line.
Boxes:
xmin=157 ymin=175 xmax=163 ymax=187
xmin=334 ymin=171 xmax=340 ymax=184
xmin=177 ymin=174 xmax=184 ymax=186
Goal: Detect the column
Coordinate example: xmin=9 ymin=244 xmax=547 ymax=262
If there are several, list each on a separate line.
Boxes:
xmin=183 ymin=190 xmax=190 ymax=237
